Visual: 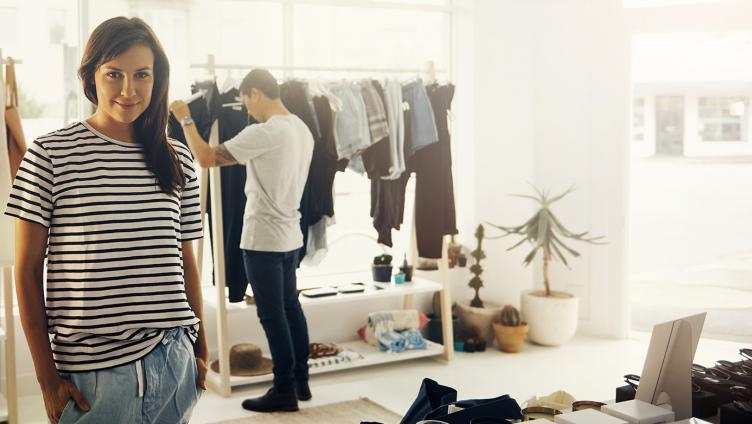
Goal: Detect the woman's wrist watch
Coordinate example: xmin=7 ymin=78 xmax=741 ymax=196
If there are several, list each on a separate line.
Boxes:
xmin=180 ymin=116 xmax=195 ymax=126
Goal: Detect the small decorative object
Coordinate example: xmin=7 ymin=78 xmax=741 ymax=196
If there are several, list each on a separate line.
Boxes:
xmin=488 ymin=186 xmax=605 ymax=346
xmin=447 ymin=235 xmax=462 ymax=268
xmin=571 ymin=400 xmax=606 ymax=412
xmin=394 ymin=272 xmax=406 ymax=285
xmin=399 ymin=254 xmax=414 ymax=282
xmin=468 ymin=225 xmax=486 ymax=308
xmin=454 ymin=224 xmax=502 ymax=345
xmin=372 ymin=254 xmax=393 ymax=282
xmin=457 ymin=253 xmax=467 ymax=267
xmin=492 ymin=305 xmax=529 ymax=353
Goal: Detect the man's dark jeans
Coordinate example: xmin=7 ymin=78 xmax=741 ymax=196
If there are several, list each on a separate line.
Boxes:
xmin=242 ymin=249 xmax=310 ymax=392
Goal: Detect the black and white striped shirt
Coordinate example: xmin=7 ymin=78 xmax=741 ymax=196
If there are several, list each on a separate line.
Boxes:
xmin=4 ymin=121 xmax=203 ymax=372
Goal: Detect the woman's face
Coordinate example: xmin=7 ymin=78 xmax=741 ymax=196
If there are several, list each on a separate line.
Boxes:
xmin=93 ymin=43 xmax=154 ymax=125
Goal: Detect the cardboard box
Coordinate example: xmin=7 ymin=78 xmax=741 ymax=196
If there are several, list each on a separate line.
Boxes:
xmin=601 ymin=399 xmax=676 ymax=424
xmin=555 ymin=409 xmax=629 ymax=424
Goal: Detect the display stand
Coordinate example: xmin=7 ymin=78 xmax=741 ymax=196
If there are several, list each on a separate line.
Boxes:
xmin=635 ymin=313 xmax=706 ymax=421
xmin=0 ymin=48 xmax=19 ymax=424
xmin=191 ymin=55 xmax=454 ymax=396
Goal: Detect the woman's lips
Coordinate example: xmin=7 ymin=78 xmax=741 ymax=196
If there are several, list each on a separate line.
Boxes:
xmin=116 ymin=101 xmax=140 ymax=110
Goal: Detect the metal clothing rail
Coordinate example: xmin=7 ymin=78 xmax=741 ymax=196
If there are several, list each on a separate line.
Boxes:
xmin=193 ymin=54 xmax=453 ymax=396
xmin=189 ymin=54 xmax=442 ymax=79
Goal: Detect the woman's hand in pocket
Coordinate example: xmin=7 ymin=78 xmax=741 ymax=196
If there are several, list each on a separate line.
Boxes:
xmin=42 ymin=376 xmax=90 ymax=424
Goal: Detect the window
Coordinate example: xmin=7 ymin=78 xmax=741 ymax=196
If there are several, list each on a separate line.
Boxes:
xmin=632 ymin=97 xmax=646 ymax=141
xmin=698 ymin=96 xmax=748 ymax=142
xmin=0 ymin=0 xmax=79 ymax=137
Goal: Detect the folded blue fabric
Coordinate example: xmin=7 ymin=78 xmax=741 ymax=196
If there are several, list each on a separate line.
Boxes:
xmin=378 ymin=330 xmax=407 ymax=353
xmin=404 ymin=329 xmax=427 ymax=350
xmin=377 ymin=328 xmax=428 ymax=353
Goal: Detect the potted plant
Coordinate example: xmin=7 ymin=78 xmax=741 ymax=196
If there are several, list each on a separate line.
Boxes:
xmin=455 ymin=224 xmax=502 ymax=345
xmin=487 ymin=186 xmax=604 ymax=346
xmin=492 ymin=305 xmax=528 ymax=353
xmin=372 ymin=254 xmax=393 ymax=282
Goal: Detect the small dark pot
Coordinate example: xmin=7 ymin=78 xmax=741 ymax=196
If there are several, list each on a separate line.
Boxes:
xmin=399 ymin=265 xmax=414 ymax=282
xmin=372 ymin=265 xmax=393 ymax=282
xmin=423 ymin=313 xmax=459 ymax=345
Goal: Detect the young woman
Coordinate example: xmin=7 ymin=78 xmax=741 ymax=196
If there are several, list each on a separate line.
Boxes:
xmin=4 ymin=17 xmax=206 ymax=423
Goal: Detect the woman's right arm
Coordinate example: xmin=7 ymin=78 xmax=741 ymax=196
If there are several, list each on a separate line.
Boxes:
xmin=15 ymin=219 xmax=89 ymax=423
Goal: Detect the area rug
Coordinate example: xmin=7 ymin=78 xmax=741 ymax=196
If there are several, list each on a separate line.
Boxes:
xmin=211 ymin=398 xmax=402 ymax=424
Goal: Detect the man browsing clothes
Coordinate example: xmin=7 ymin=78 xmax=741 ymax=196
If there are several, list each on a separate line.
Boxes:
xmin=170 ymin=69 xmax=313 ymax=413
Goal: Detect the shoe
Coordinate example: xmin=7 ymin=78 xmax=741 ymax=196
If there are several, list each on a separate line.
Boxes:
xmin=241 ymin=387 xmax=298 ymax=413
xmin=296 ymin=381 xmax=312 ymax=401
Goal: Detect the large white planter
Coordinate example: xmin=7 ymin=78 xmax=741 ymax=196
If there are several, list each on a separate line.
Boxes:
xmin=520 ymin=290 xmax=578 ymax=346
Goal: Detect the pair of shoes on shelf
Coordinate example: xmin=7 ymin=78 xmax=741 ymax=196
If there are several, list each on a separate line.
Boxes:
xmin=241 ymin=382 xmax=312 ymax=413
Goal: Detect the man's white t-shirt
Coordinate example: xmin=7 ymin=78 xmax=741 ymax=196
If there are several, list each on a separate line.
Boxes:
xmin=224 ymin=114 xmax=314 ymax=252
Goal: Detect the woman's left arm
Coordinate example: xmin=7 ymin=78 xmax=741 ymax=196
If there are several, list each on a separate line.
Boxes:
xmin=182 ymin=239 xmax=208 ymax=389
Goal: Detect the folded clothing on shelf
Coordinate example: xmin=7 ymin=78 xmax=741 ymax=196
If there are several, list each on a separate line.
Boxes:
xmin=358 ymin=309 xmax=429 ymax=345
xmin=378 ymin=328 xmax=427 ymax=353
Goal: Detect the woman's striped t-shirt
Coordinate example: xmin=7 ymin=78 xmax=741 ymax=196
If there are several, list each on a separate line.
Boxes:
xmin=3 ymin=121 xmax=203 ymax=372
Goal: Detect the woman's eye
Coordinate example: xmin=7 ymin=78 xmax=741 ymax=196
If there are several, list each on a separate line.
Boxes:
xmin=135 ymin=72 xmax=151 ymax=80
xmin=106 ymin=72 xmax=122 ymax=79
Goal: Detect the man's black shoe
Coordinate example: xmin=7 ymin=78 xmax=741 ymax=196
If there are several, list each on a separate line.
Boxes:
xmin=296 ymin=381 xmax=312 ymax=401
xmin=241 ymin=387 xmax=299 ymax=413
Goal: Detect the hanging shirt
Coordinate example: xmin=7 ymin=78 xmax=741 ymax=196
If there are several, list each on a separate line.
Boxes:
xmin=383 ymin=79 xmax=406 ymax=179
xmin=402 ymin=78 xmax=439 ymax=159
xmin=3 ymin=121 xmax=202 ymax=372
xmin=223 ymin=114 xmax=314 ymax=252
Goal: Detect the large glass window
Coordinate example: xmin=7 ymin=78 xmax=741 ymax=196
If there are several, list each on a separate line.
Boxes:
xmin=0 ymin=0 xmax=79 ymax=137
xmin=698 ymin=96 xmax=747 ymax=142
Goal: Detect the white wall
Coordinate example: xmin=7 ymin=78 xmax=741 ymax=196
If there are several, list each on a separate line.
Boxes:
xmin=458 ymin=0 xmax=631 ymax=338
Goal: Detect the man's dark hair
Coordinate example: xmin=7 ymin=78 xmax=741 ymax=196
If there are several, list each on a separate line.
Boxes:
xmin=239 ymin=69 xmax=280 ymax=99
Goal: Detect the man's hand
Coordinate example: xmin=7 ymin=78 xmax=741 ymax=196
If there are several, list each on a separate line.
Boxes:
xmin=169 ymin=100 xmax=191 ymax=121
xmin=42 ymin=376 xmax=90 ymax=424
xmin=196 ymin=357 xmax=208 ymax=390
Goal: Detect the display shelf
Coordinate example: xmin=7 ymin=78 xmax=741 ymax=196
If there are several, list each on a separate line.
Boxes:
xmin=205 ymin=339 xmax=444 ymax=388
xmin=203 ymin=273 xmax=442 ymax=313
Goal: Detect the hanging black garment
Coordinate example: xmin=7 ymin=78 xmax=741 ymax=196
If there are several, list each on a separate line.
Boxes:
xmin=370 ymin=106 xmax=412 ymax=247
xmin=311 ymin=95 xmax=338 ymax=220
xmin=168 ymin=82 xmax=255 ymax=302
xmin=411 ymin=83 xmax=458 ymax=259
xmin=216 ymin=88 xmax=256 ymax=302
xmin=167 ymin=80 xmax=219 ymax=143
xmin=279 ymin=81 xmax=324 ymax=262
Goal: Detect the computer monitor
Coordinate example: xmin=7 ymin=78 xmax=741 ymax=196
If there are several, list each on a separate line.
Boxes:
xmin=636 ymin=312 xmax=706 ymax=420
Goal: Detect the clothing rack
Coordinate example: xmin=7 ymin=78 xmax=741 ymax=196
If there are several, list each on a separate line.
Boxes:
xmin=192 ymin=54 xmax=454 ymax=396
xmin=0 ymin=48 xmax=19 ymax=424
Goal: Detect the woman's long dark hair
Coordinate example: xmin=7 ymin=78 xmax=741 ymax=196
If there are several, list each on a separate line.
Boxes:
xmin=78 ymin=16 xmax=183 ymax=193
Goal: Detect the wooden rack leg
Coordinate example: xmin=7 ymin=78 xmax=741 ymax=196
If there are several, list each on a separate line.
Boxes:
xmin=3 ymin=267 xmax=17 ymax=424
xmin=438 ymin=236 xmax=454 ymax=361
xmin=206 ymin=122 xmax=232 ymax=397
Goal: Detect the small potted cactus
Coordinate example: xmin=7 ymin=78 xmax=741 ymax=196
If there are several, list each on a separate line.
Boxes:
xmin=492 ymin=305 xmax=529 ymax=353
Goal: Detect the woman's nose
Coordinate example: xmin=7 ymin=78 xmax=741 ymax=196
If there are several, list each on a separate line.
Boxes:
xmin=121 ymin=76 xmax=136 ymax=97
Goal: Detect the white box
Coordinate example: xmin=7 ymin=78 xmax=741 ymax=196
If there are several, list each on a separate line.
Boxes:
xmin=667 ymin=420 xmax=712 ymax=424
xmin=555 ymin=409 xmax=629 ymax=424
xmin=601 ymin=400 xmax=676 ymax=424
